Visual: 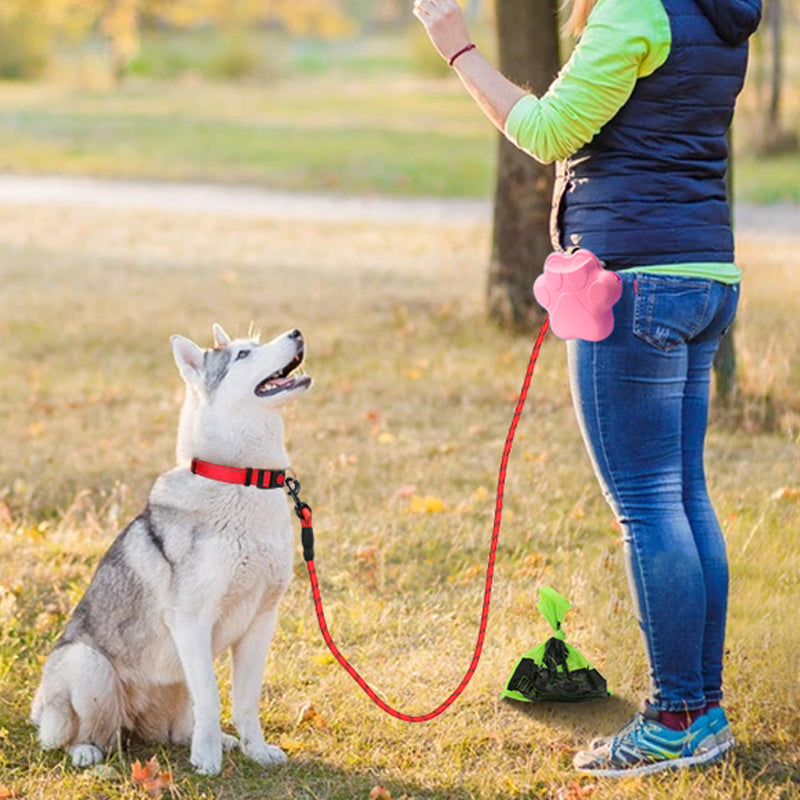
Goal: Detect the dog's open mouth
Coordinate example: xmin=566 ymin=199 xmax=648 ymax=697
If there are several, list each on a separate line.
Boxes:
xmin=255 ymin=351 xmax=311 ymax=397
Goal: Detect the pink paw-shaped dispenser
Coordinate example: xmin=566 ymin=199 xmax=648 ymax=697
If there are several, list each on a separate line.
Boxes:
xmin=533 ymin=249 xmax=622 ymax=342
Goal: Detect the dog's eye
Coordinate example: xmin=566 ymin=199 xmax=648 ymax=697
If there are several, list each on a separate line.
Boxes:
xmin=236 ymin=350 xmax=251 ymax=361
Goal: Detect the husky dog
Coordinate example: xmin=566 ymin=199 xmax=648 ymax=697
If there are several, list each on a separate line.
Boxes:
xmin=31 ymin=324 xmax=310 ymax=775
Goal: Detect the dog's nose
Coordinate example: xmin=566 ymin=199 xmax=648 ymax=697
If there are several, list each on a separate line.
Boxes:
xmin=288 ymin=329 xmax=302 ymax=340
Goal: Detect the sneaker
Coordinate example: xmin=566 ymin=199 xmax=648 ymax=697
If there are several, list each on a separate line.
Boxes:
xmin=589 ymin=706 xmax=735 ymax=756
xmin=574 ymin=705 xmax=721 ymax=777
xmin=706 ymin=706 xmax=735 ymax=755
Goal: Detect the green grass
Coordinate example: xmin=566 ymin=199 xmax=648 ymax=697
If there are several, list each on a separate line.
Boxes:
xmin=0 ymin=203 xmax=799 ymax=799
xmin=0 ymin=22 xmax=798 ymax=203
xmin=0 ymin=76 xmax=495 ymax=196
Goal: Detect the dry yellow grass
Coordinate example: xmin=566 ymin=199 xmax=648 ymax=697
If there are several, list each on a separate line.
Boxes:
xmin=0 ymin=200 xmax=798 ymax=799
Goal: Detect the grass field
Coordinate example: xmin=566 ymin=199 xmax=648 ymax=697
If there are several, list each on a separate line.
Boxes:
xmin=0 ymin=200 xmax=799 ymax=799
xmin=0 ymin=22 xmax=799 ymax=203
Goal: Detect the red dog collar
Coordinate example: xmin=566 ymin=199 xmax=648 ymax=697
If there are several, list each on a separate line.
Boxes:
xmin=191 ymin=458 xmax=286 ymax=489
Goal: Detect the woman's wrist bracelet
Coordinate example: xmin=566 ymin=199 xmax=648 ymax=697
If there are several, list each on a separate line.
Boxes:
xmin=448 ymin=43 xmax=477 ymax=67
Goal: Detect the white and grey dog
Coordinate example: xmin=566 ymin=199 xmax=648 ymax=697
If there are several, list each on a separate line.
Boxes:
xmin=31 ymin=324 xmax=310 ymax=775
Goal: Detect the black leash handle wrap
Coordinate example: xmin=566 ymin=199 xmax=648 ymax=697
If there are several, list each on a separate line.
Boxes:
xmin=286 ymin=476 xmax=315 ymax=562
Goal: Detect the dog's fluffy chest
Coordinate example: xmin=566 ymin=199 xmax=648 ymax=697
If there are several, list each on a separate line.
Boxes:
xmin=205 ymin=494 xmax=293 ymax=652
xmin=149 ymin=473 xmax=294 ymax=653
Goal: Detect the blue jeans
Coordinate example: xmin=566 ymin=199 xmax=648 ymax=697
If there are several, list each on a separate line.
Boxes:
xmin=567 ymin=273 xmax=739 ymax=712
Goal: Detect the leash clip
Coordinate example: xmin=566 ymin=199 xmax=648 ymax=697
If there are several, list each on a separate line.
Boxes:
xmin=285 ymin=474 xmax=315 ymax=562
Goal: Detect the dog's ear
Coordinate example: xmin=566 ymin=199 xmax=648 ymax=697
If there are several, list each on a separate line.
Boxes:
xmin=171 ymin=335 xmax=204 ymax=385
xmin=212 ymin=323 xmax=231 ymax=348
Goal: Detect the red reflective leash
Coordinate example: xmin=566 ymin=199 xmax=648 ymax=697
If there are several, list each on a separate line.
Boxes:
xmin=286 ymin=316 xmax=550 ymax=721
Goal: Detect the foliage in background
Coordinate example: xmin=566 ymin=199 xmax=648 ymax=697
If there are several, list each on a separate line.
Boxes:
xmin=0 ymin=0 xmax=56 ymax=79
xmin=0 ymin=0 xmax=356 ymax=81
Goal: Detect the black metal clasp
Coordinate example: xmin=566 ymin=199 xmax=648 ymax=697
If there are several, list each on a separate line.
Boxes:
xmin=285 ymin=474 xmax=315 ymax=562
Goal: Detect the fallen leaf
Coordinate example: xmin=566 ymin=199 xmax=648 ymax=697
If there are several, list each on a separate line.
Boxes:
xmin=369 ymin=786 xmax=392 ymax=800
xmin=772 ymin=486 xmax=800 ymax=501
xmin=524 ymin=450 xmax=549 ymax=463
xmin=556 ymin=781 xmax=597 ymax=800
xmin=296 ymin=701 xmax=328 ymax=728
xmin=0 ymin=785 xmax=15 ymax=799
xmin=25 ymin=420 xmax=46 ymax=438
xmin=131 ymin=756 xmax=172 ymax=798
xmin=278 ymin=735 xmax=306 ymax=754
xmin=394 ymin=484 xmax=418 ymax=499
xmin=355 ymin=546 xmax=379 ymax=563
xmin=408 ymin=495 xmax=447 ymax=514
xmin=471 ymin=486 xmax=489 ymax=503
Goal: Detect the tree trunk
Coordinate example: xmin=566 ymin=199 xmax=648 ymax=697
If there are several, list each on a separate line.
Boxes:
xmin=767 ymin=0 xmax=782 ymax=130
xmin=487 ymin=0 xmax=560 ymax=332
xmin=713 ymin=129 xmax=738 ymax=406
xmin=759 ymin=0 xmax=797 ymax=153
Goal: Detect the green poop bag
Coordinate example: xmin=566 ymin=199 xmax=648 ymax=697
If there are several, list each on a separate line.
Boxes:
xmin=502 ymin=586 xmax=610 ymax=703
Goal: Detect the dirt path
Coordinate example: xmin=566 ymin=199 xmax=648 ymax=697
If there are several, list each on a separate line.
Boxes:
xmin=0 ymin=173 xmax=797 ymax=237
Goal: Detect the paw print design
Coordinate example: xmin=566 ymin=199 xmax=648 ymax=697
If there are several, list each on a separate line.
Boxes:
xmin=533 ymin=249 xmax=622 ymax=342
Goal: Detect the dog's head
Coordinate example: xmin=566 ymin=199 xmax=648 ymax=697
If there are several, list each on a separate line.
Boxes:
xmin=171 ymin=324 xmax=312 ymax=414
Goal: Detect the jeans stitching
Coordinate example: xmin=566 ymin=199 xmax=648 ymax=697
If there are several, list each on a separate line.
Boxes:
xmin=633 ymin=277 xmax=714 ymax=352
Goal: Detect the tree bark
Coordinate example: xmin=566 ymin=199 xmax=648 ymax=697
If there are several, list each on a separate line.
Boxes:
xmin=487 ymin=0 xmax=560 ymax=332
xmin=767 ymin=0 xmax=782 ymax=130
xmin=713 ymin=129 xmax=739 ymax=406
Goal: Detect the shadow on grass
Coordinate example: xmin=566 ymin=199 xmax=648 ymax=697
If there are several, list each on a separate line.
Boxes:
xmin=6 ymin=733 xmax=550 ymax=800
xmin=501 ymin=693 xmax=638 ymax=734
xmin=7 ymin=696 xmax=799 ymax=799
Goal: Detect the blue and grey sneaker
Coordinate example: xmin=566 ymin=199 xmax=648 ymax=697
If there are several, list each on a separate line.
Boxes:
xmin=706 ymin=706 xmax=735 ymax=755
xmin=574 ymin=705 xmax=721 ymax=777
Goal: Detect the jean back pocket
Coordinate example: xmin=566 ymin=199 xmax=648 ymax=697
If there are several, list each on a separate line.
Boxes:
xmin=633 ymin=276 xmax=713 ymax=352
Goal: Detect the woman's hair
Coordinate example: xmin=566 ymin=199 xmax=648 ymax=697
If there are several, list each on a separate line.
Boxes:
xmin=563 ymin=0 xmax=601 ymax=36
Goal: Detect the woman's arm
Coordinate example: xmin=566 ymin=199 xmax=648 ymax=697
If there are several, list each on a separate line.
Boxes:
xmin=413 ymin=0 xmax=671 ymax=164
xmin=412 ymin=0 xmax=525 ymax=131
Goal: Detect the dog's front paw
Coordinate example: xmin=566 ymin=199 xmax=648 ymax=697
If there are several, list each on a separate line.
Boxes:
xmin=190 ymin=730 xmax=222 ymax=775
xmin=191 ymin=750 xmax=222 ymax=776
xmin=242 ymin=741 xmax=288 ymax=767
xmin=69 ymin=743 xmax=104 ymax=767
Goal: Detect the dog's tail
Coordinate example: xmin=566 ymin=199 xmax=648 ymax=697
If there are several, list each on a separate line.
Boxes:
xmin=31 ymin=688 xmax=78 ymax=751
xmin=32 ymin=642 xmax=124 ymax=752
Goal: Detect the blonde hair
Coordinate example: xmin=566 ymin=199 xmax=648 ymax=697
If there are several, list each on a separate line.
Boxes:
xmin=563 ymin=0 xmax=601 ymax=36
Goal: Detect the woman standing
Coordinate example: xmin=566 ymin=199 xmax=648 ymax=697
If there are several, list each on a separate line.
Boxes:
xmin=413 ymin=0 xmax=761 ymax=777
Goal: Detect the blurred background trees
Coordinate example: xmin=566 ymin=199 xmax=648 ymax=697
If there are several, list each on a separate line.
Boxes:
xmin=0 ymin=0 xmax=356 ymax=82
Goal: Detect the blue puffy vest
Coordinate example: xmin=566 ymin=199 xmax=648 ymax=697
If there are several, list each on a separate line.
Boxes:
xmin=552 ymin=0 xmax=762 ymax=267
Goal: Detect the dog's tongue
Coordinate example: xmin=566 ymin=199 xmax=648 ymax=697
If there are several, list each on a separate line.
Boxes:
xmin=256 ymin=376 xmax=296 ymax=396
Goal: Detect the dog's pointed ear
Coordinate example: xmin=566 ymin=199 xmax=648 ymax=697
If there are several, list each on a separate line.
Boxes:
xmin=171 ymin=335 xmax=204 ymax=385
xmin=212 ymin=323 xmax=231 ymax=348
